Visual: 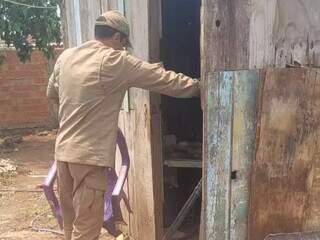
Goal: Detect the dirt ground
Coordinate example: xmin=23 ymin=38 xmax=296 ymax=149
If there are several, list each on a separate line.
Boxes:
xmin=0 ymin=132 xmax=114 ymax=240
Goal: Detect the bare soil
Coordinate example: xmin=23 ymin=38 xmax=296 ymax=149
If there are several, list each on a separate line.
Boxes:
xmin=0 ymin=133 xmax=114 ymax=240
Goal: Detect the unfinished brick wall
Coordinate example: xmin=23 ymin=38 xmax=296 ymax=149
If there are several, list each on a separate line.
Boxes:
xmin=0 ymin=49 xmax=63 ymax=130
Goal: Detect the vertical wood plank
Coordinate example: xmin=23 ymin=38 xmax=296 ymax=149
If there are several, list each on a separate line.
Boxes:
xmin=73 ymin=0 xmax=82 ymax=45
xmin=149 ymin=0 xmax=163 ymax=239
xmin=63 ymin=0 xmax=77 ymax=47
xmin=79 ymin=0 xmax=101 ymax=42
xmin=129 ymin=0 xmax=161 ymax=239
xmin=201 ymin=0 xmax=250 ymax=74
xmin=230 ymin=70 xmax=260 ymax=240
xmin=59 ymin=0 xmax=70 ymax=48
xmin=150 ymin=95 xmax=164 ymax=240
xmin=248 ymin=0 xmax=277 ymax=68
xmin=201 ymin=71 xmax=234 ymax=240
xmin=100 ymin=0 xmax=118 ymax=11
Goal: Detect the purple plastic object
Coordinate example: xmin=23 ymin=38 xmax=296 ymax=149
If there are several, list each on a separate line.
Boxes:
xmin=42 ymin=128 xmax=130 ymax=236
xmin=43 ymin=160 xmax=63 ymax=229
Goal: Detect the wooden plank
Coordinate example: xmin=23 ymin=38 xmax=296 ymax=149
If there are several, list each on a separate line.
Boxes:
xmin=150 ymin=94 xmax=164 ymax=240
xmin=230 ymin=70 xmax=260 ymax=240
xmin=149 ymin=1 xmax=163 ymax=238
xmin=63 ymin=0 xmax=77 ymax=47
xmin=201 ymin=1 xmax=320 ymax=70
xmin=164 ymin=159 xmax=202 ymax=168
xmin=129 ymin=0 xmax=161 ymax=239
xmin=120 ymin=0 xmax=129 ymax=113
xmin=248 ymin=68 xmax=320 ymax=240
xmin=248 ymin=0 xmax=278 ymax=68
xmin=201 ymin=71 xmax=234 ymax=240
xmin=59 ymin=0 xmax=70 ymax=48
xmin=100 ymin=0 xmax=118 ymax=11
xmin=201 ymin=0 xmax=250 ymax=73
xmin=79 ymin=0 xmax=101 ymax=42
xmin=249 ymin=0 xmax=320 ymax=68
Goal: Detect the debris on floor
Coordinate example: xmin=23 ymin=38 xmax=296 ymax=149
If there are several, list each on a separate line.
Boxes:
xmin=0 ymin=158 xmax=17 ymax=177
xmin=165 ymin=140 xmax=202 ymax=160
xmin=0 ymin=135 xmax=23 ymax=153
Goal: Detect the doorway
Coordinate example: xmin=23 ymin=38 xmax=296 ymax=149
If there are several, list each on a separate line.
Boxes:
xmin=160 ymin=0 xmax=202 ymax=239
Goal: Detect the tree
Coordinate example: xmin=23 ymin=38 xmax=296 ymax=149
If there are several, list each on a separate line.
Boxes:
xmin=0 ymin=0 xmax=61 ymax=62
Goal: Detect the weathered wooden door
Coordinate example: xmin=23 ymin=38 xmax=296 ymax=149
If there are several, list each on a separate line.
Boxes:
xmin=200 ymin=70 xmax=260 ymax=240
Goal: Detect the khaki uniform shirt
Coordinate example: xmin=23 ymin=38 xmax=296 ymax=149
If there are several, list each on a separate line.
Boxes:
xmin=47 ymin=40 xmax=199 ymax=168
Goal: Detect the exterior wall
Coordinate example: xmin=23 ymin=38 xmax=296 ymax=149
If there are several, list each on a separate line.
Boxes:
xmin=201 ymin=1 xmax=320 ymax=240
xmin=0 ymin=49 xmax=63 ymax=130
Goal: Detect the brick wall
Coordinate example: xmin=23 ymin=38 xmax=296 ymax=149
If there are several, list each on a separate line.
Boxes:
xmin=0 ymin=49 xmax=63 ymax=130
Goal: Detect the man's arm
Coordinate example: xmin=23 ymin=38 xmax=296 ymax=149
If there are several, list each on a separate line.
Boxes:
xmin=104 ymin=51 xmax=200 ymax=98
xmin=46 ymin=58 xmax=61 ymax=122
xmin=46 ymin=57 xmax=61 ymax=103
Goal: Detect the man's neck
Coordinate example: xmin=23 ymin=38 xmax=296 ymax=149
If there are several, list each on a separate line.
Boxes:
xmin=96 ymin=38 xmax=114 ymax=49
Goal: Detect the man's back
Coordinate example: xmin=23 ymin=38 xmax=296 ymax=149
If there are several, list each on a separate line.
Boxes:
xmin=47 ymin=40 xmax=199 ymax=168
xmin=50 ymin=40 xmax=126 ymax=168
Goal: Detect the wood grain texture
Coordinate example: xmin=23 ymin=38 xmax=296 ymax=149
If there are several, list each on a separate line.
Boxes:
xmin=201 ymin=0 xmax=320 ymax=71
xmin=64 ymin=0 xmax=78 ymax=47
xmin=149 ymin=1 xmax=163 ymax=238
xmin=100 ymin=0 xmax=118 ymax=11
xmin=164 ymin=159 xmax=202 ymax=168
xmin=201 ymin=0 xmax=250 ymax=73
xmin=129 ymin=0 xmax=162 ymax=239
xmin=230 ymin=70 xmax=260 ymax=240
xmin=249 ymin=68 xmax=320 ymax=240
xmin=79 ymin=0 xmax=101 ymax=42
xmin=150 ymin=93 xmax=164 ymax=240
xmin=201 ymin=71 xmax=234 ymax=240
xmin=249 ymin=0 xmax=320 ymax=68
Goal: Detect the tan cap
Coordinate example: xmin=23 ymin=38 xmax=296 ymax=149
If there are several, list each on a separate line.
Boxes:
xmin=95 ymin=10 xmax=131 ymax=47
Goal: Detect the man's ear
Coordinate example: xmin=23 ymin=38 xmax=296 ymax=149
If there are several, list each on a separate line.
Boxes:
xmin=112 ymin=32 xmax=121 ymax=42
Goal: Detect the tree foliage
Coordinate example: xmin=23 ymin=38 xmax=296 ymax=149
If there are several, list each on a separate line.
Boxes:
xmin=0 ymin=0 xmax=61 ymax=62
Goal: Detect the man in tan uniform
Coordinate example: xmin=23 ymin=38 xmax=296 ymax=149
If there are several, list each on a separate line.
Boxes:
xmin=47 ymin=10 xmax=200 ymax=240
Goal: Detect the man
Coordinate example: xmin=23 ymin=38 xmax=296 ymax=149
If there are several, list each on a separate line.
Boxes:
xmin=47 ymin=10 xmax=200 ymax=240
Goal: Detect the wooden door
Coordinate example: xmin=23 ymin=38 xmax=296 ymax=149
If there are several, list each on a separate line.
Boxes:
xmin=200 ymin=70 xmax=260 ymax=240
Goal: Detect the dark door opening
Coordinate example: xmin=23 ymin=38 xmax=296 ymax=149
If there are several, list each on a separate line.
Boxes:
xmin=160 ymin=0 xmax=202 ymax=239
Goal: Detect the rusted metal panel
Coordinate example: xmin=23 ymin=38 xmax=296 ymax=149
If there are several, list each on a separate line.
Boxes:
xmin=201 ymin=71 xmax=234 ymax=240
xmin=249 ymin=68 xmax=320 ymax=240
xmin=230 ymin=70 xmax=260 ymax=240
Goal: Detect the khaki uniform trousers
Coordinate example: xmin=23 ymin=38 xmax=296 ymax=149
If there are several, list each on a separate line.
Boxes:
xmin=57 ymin=161 xmax=108 ymax=240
